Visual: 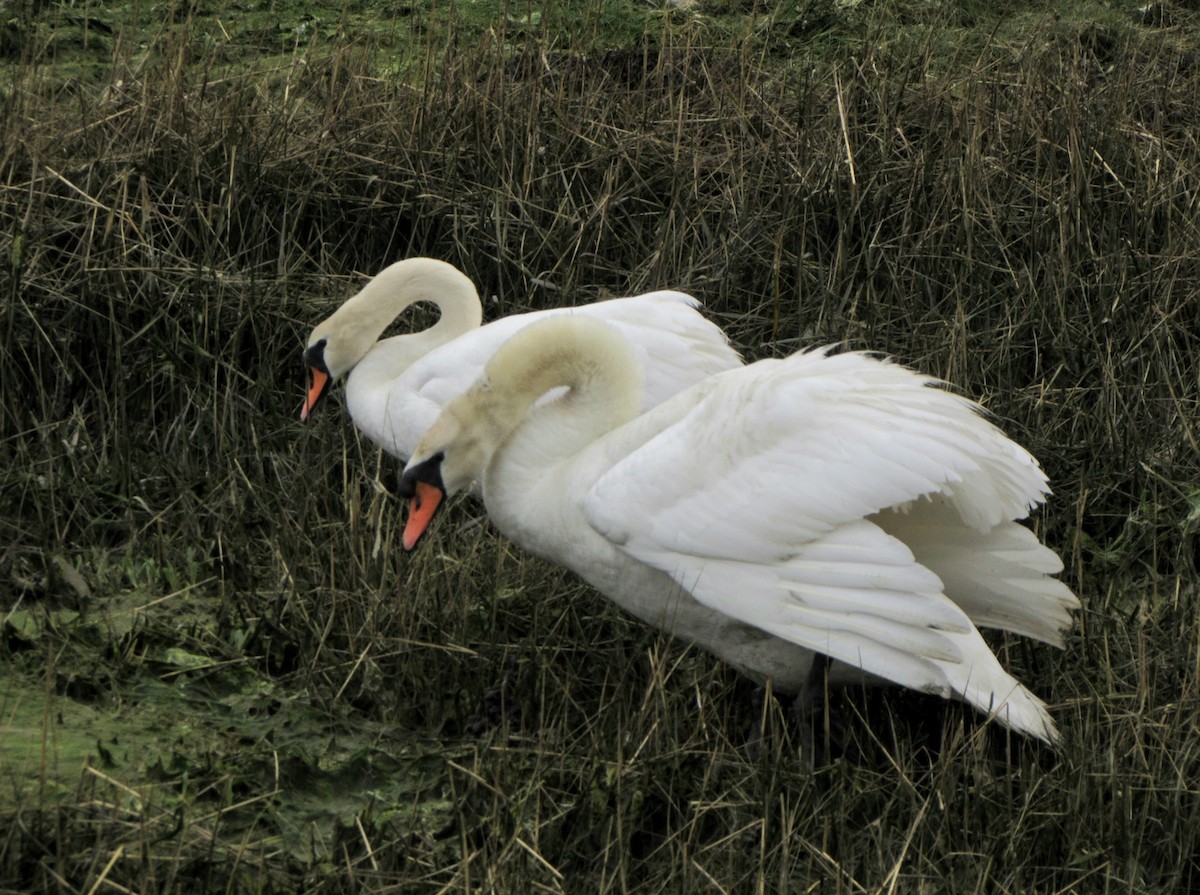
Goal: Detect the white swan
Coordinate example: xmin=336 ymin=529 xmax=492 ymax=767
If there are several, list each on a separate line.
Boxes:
xmin=398 ymin=316 xmax=1079 ymax=744
xmin=300 ymin=257 xmax=742 ymax=462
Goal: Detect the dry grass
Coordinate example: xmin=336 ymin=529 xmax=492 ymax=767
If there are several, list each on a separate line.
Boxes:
xmin=1 ymin=0 xmax=1199 ymax=892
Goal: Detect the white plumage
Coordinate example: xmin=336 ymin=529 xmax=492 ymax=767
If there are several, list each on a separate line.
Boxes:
xmin=300 ymin=257 xmax=742 ymax=462
xmin=399 ymin=315 xmax=1079 ymax=744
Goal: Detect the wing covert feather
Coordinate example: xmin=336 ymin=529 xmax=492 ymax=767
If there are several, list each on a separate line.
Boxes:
xmin=585 ymin=349 xmax=1049 ymax=563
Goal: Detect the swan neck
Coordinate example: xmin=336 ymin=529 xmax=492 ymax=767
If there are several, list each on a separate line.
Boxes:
xmin=355 ymin=258 xmax=481 ymax=344
xmin=483 ymin=318 xmax=644 ymax=490
xmin=318 ymin=258 xmax=483 ymax=377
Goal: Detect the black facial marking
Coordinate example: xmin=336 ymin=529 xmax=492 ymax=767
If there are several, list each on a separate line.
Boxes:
xmin=303 ymin=338 xmax=329 ymax=373
xmin=397 ymin=451 xmax=446 ymax=498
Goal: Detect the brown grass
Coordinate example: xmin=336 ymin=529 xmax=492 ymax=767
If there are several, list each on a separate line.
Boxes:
xmin=1 ymin=1 xmax=1199 ymax=892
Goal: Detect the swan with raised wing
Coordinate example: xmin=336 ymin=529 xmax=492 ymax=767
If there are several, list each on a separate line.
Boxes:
xmin=398 ymin=315 xmax=1079 ymax=743
xmin=300 ymin=257 xmax=742 ymax=462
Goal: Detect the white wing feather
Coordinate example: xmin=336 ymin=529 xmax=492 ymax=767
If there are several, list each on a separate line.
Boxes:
xmin=874 ymin=498 xmax=1079 ymax=645
xmin=584 ymin=348 xmax=1064 ymax=741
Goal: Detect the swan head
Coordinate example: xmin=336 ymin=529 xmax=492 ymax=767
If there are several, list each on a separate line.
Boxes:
xmin=396 ymin=388 xmax=500 ymax=550
xmin=299 ymin=323 xmax=370 ymax=422
xmin=299 ymin=258 xmax=484 ymax=421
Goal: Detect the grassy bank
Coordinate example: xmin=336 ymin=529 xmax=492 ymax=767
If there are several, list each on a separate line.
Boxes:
xmin=2 ymin=0 xmax=1199 ymax=891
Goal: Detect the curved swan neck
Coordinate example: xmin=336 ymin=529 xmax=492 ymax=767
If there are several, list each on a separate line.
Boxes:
xmin=349 ymin=257 xmax=481 ymax=339
xmin=407 ymin=315 xmax=647 ymax=501
xmin=483 ymin=316 xmax=645 ymax=468
xmin=312 ymin=258 xmax=482 ymax=378
xmin=468 ymin=316 xmax=648 ymax=494
xmin=405 ymin=263 xmax=483 ymax=344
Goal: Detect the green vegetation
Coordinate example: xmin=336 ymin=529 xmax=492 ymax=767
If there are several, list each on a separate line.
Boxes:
xmin=2 ymin=0 xmax=1199 ymax=890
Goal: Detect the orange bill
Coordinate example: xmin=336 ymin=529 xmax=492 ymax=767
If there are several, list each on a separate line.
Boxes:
xmin=403 ymin=481 xmax=445 ymax=551
xmin=300 ymin=367 xmax=330 ymax=421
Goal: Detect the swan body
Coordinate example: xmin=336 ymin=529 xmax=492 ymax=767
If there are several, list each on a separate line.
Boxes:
xmin=399 ymin=316 xmax=1079 ymax=744
xmin=301 ymin=257 xmax=742 ymax=462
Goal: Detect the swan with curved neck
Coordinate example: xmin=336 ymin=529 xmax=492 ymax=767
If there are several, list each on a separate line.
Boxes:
xmin=301 ymin=257 xmax=482 ymax=423
xmin=399 ymin=315 xmax=1079 ymax=744
xmin=300 ymin=258 xmax=742 ymax=463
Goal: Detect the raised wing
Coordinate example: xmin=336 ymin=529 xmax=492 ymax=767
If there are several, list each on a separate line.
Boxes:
xmin=588 ymin=349 xmax=1049 ymax=557
xmin=583 ymin=349 xmax=1062 ymax=740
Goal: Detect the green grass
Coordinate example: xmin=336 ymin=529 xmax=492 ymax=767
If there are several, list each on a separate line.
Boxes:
xmin=2 ymin=0 xmax=1200 ymax=891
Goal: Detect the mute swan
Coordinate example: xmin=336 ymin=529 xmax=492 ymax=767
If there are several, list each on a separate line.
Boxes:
xmin=300 ymin=257 xmax=742 ymax=462
xmin=398 ymin=316 xmax=1079 ymax=744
